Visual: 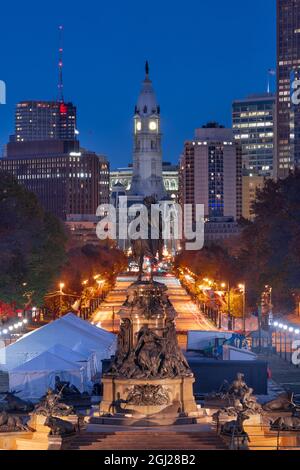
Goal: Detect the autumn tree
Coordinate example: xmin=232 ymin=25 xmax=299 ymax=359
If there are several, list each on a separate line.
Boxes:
xmin=239 ymin=170 xmax=300 ymax=313
xmin=0 ymin=172 xmax=67 ymax=311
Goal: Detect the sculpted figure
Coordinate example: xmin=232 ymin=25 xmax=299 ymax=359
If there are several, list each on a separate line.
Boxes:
xmin=271 ymin=410 xmax=300 ymax=432
xmin=135 ymin=326 xmax=163 ymax=377
xmin=228 ymin=373 xmax=249 ymax=400
xmin=115 ymin=319 xmax=131 ymax=365
xmin=54 ymin=376 xmax=81 ymax=397
xmin=214 ymin=374 xmax=262 ymax=417
xmin=264 ymin=393 xmax=296 ymax=412
xmin=34 ymin=388 xmax=74 ymax=417
xmin=45 ymin=416 xmax=76 ymax=436
xmin=130 ymin=196 xmax=163 ymax=281
xmin=0 ymin=411 xmax=29 ymax=432
xmin=0 ymin=391 xmax=33 ymax=412
xmin=221 ymin=412 xmax=251 ymax=448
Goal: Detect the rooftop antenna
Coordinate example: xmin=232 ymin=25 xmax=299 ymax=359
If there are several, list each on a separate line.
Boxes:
xmin=57 ymin=25 xmax=64 ymax=102
xmin=145 ymin=60 xmax=149 ymax=78
xmin=267 ymin=68 xmax=276 ymax=94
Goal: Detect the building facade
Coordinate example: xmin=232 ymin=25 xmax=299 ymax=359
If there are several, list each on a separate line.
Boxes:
xmin=242 ymin=171 xmax=265 ymax=220
xmin=180 ymin=123 xmax=242 ymax=222
xmin=110 ymin=162 xmax=179 ymax=200
xmin=12 ymin=101 xmax=77 ymax=142
xmin=277 ymin=0 xmax=300 ymax=177
xmin=0 ymin=141 xmax=109 ymax=220
xmin=232 ymin=93 xmax=276 ymax=177
xmin=179 ymin=123 xmax=242 ymax=243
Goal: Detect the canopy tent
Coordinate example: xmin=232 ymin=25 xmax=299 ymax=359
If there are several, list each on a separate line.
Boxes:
xmin=9 ymin=351 xmax=87 ymax=401
xmin=62 ymin=313 xmax=116 ymax=347
xmin=46 ymin=344 xmax=94 ymax=382
xmin=0 ymin=314 xmax=116 ymax=375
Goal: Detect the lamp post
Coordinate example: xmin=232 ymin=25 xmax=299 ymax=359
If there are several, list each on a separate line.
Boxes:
xmin=59 ymin=282 xmax=65 ymax=317
xmin=239 ymin=283 xmax=246 ymax=335
xmin=222 ymin=282 xmax=232 ymax=331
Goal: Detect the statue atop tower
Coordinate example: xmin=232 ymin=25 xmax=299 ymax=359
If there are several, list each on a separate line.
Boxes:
xmin=130 ymin=62 xmax=166 ymax=200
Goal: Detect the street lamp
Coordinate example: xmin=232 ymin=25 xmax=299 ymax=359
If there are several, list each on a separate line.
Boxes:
xmin=239 ymin=283 xmax=246 ymax=335
xmin=59 ymin=283 xmax=65 ymax=317
xmin=222 ymin=282 xmax=232 ymax=331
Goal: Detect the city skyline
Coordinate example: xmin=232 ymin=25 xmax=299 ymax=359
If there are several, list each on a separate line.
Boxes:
xmin=0 ymin=0 xmax=276 ymax=167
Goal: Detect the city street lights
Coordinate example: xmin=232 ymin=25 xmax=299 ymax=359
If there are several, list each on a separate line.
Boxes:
xmin=265 ymin=285 xmax=273 ymax=326
xmin=59 ymin=282 xmax=65 ymax=317
xmin=222 ymin=282 xmax=232 ymax=331
xmin=239 ymin=283 xmax=246 ymax=335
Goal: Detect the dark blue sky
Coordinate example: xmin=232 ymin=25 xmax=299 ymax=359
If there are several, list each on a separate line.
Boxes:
xmin=0 ymin=0 xmax=276 ymax=168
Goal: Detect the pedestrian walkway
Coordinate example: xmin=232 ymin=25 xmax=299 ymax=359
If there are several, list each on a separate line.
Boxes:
xmin=91 ymin=276 xmax=134 ymax=332
xmin=156 ymin=276 xmax=216 ymax=333
xmin=91 ymin=275 xmax=216 ymax=343
xmin=259 ymin=353 xmax=300 ymax=396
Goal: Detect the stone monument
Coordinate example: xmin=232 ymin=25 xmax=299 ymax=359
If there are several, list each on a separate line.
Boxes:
xmin=100 ymin=280 xmax=198 ymax=420
xmin=100 ymin=194 xmax=199 ymax=423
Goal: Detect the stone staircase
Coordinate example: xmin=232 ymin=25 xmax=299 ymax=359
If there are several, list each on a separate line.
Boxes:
xmin=64 ymin=430 xmax=228 ymax=451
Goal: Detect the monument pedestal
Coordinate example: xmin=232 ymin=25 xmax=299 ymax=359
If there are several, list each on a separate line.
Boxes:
xmin=100 ymin=376 xmax=198 ymax=417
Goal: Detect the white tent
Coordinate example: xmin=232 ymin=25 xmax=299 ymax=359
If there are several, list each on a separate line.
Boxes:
xmin=46 ymin=344 xmax=94 ymax=383
xmin=9 ymin=351 xmax=87 ymax=401
xmin=62 ymin=313 xmax=116 ymax=347
xmin=0 ymin=314 xmax=116 ymax=375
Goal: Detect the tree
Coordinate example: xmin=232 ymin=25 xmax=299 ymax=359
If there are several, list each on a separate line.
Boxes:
xmin=175 ymin=244 xmax=240 ymax=286
xmin=0 ymin=172 xmax=67 ymax=310
xmin=58 ymin=242 xmax=127 ymax=296
xmin=239 ymin=170 xmax=300 ymax=313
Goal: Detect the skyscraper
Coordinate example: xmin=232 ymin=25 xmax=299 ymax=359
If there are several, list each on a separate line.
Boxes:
xmin=130 ymin=62 xmax=166 ymax=200
xmin=232 ymin=93 xmax=276 ymax=177
xmin=12 ymin=100 xmax=77 ymax=142
xmin=1 ymin=100 xmax=109 ymax=220
xmin=277 ymin=0 xmax=300 ymax=177
xmin=180 ymin=123 xmax=242 ymax=242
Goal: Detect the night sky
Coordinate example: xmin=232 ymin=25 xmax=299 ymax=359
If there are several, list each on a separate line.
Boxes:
xmin=0 ymin=0 xmax=276 ymax=168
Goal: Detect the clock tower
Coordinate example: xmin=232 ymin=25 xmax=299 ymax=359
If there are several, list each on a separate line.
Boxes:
xmin=130 ymin=62 xmax=166 ymax=200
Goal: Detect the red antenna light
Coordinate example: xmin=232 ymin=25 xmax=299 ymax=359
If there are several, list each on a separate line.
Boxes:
xmin=57 ymin=25 xmax=64 ymax=103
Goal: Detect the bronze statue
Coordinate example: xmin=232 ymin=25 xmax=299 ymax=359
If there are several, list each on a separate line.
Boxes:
xmin=0 ymin=391 xmax=34 ymax=413
xmin=271 ymin=410 xmax=300 ymax=432
xmin=0 ymin=411 xmax=30 ymax=433
xmin=114 ymin=319 xmax=132 ymax=366
xmin=221 ymin=412 xmax=250 ymax=448
xmin=54 ymin=376 xmax=81 ymax=397
xmin=45 ymin=416 xmax=76 ymax=436
xmin=135 ymin=326 xmax=164 ymax=377
xmin=108 ymin=294 xmax=193 ymax=381
xmin=34 ymin=388 xmax=74 ymax=417
xmin=162 ymin=320 xmax=193 ymax=377
xmin=264 ymin=392 xmax=297 ymax=412
xmin=130 ymin=196 xmax=163 ymax=281
xmin=212 ymin=373 xmax=262 ymax=419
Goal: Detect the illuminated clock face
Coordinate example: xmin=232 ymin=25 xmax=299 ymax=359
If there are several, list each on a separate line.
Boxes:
xmin=136 ymin=121 xmax=142 ymax=132
xmin=149 ymin=121 xmax=157 ymax=131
